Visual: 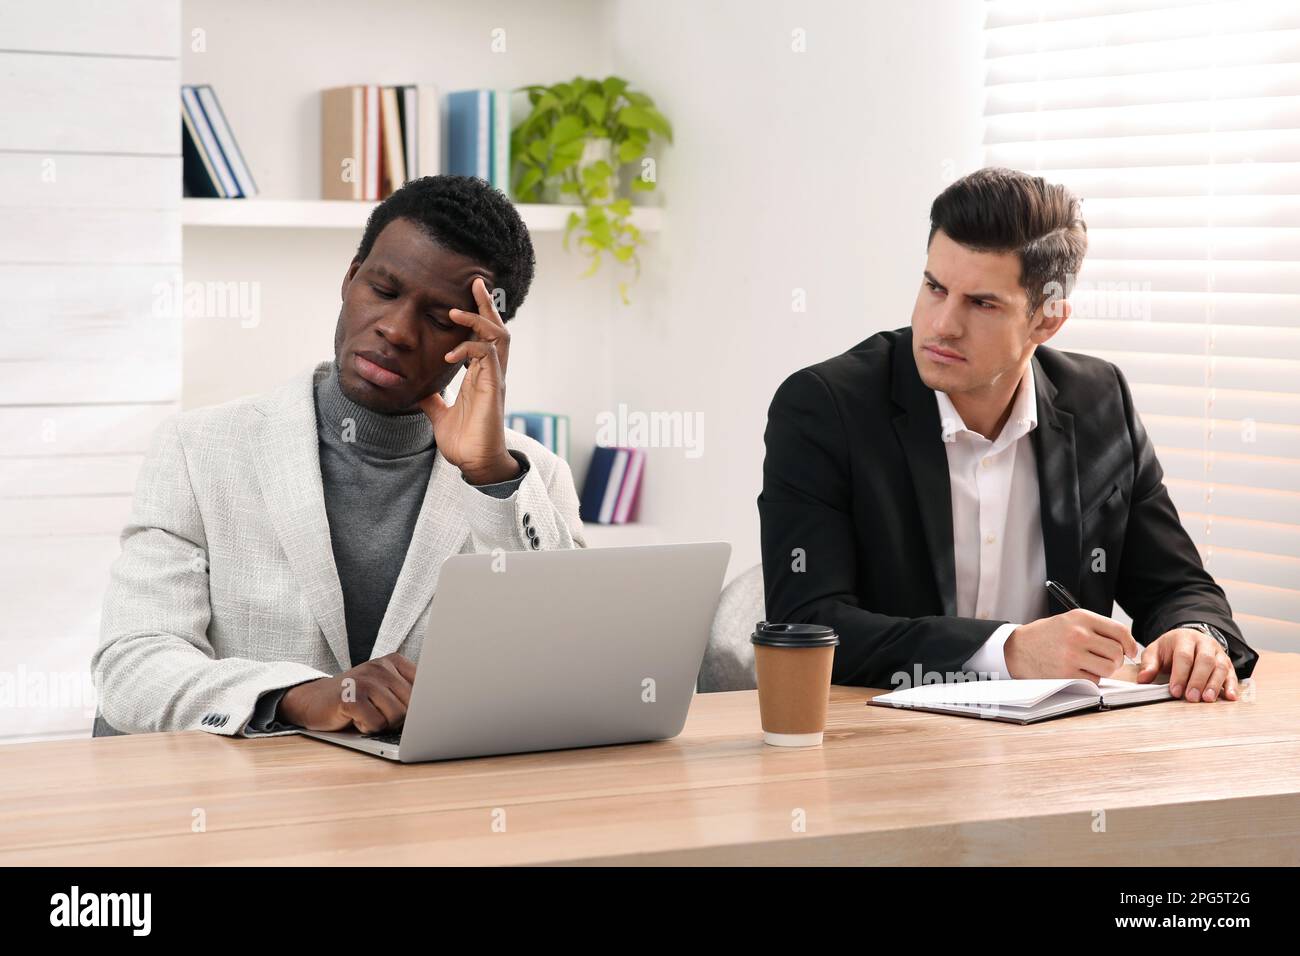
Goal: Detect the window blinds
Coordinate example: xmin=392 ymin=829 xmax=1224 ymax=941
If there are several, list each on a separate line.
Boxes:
xmin=983 ymin=0 xmax=1300 ymax=650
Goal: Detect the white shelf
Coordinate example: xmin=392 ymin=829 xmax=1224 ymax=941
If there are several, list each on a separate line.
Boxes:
xmin=182 ymin=198 xmax=664 ymax=232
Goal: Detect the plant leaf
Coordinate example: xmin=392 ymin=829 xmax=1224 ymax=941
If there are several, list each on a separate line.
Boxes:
xmin=580 ymin=93 xmax=606 ymax=123
xmin=618 ymin=106 xmax=653 ymax=130
xmin=549 ymin=114 xmax=585 ymax=145
xmin=516 ymin=167 xmax=543 ymax=197
xmin=641 ymin=107 xmax=673 ymax=141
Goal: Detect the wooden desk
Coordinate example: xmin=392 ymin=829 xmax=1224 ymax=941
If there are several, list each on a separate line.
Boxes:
xmin=3 ymin=652 xmax=1298 ymax=866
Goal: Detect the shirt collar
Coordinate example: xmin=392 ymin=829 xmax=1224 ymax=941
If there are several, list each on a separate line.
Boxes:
xmin=935 ymin=361 xmax=1038 ymax=446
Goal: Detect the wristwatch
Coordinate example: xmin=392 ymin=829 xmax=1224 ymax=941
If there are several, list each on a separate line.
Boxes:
xmin=1176 ymin=621 xmax=1231 ymax=653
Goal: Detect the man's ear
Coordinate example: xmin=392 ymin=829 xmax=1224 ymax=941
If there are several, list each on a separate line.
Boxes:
xmin=1032 ymin=296 xmax=1071 ymax=345
xmin=341 ymin=257 xmax=362 ymax=302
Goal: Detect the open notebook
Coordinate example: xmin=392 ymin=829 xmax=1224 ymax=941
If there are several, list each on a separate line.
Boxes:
xmin=868 ymin=677 xmax=1173 ymax=724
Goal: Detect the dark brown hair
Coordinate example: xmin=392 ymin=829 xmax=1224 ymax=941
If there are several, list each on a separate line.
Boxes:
xmin=928 ymin=167 xmax=1087 ymax=317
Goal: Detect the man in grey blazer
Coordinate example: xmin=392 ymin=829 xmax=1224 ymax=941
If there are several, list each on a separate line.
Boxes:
xmin=93 ymin=175 xmax=585 ymax=738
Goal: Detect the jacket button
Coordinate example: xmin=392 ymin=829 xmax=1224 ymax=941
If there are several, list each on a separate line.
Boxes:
xmin=522 ymin=512 xmax=532 ymax=526
xmin=530 ymin=537 xmax=541 ymax=550
xmin=526 ymin=525 xmax=537 ymax=540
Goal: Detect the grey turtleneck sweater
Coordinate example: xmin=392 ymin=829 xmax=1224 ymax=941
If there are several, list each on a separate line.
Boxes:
xmin=247 ymin=359 xmax=528 ymax=733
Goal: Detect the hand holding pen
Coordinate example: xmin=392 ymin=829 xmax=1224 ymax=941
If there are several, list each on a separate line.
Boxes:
xmin=1045 ymin=579 xmax=1141 ymax=666
xmin=1002 ymin=582 xmax=1143 ymax=681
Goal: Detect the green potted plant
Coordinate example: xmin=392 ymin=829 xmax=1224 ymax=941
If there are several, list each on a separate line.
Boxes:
xmin=511 ymin=76 xmax=672 ymax=303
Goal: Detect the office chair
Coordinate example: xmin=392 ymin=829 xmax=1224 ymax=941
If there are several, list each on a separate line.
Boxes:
xmin=698 ymin=562 xmax=763 ymax=692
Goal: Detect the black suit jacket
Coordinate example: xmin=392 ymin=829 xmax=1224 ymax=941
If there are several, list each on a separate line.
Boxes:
xmin=758 ymin=327 xmax=1258 ymax=688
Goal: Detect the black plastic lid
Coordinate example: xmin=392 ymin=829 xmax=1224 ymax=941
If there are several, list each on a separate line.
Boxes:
xmin=750 ymin=621 xmax=840 ymax=648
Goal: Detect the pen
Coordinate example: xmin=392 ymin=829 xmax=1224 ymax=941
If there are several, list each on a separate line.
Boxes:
xmin=1044 ymin=579 xmax=1141 ymax=666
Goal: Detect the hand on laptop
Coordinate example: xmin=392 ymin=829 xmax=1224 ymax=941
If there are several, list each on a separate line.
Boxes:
xmin=278 ymin=653 xmax=417 ymax=733
xmin=417 ymin=275 xmax=520 ymax=486
xmin=1004 ymin=609 xmax=1140 ymax=683
xmin=1135 ymin=627 xmax=1239 ymax=703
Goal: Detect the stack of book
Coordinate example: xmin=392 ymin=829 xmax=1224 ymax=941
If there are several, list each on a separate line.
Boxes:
xmin=507 ymin=412 xmax=570 ymax=462
xmin=446 ymin=89 xmax=514 ymax=194
xmin=579 ymin=447 xmax=646 ymax=526
xmin=181 ymin=85 xmax=258 ymax=199
xmin=321 ymin=85 xmax=440 ymax=200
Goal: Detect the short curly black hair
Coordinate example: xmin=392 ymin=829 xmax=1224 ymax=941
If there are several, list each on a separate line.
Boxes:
xmin=354 ymin=175 xmax=536 ymax=321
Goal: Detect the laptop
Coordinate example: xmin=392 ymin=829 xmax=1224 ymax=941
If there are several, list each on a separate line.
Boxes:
xmin=299 ymin=541 xmax=731 ymax=762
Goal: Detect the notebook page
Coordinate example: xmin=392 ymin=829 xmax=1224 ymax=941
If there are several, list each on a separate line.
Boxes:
xmin=1097 ymin=677 xmax=1172 ymax=703
xmin=874 ymin=678 xmax=1101 ymax=709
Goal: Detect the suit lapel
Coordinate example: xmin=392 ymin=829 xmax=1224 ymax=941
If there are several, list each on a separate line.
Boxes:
xmin=251 ymin=363 xmax=351 ymax=671
xmin=369 ymin=450 xmax=468 ymax=658
xmin=1029 ymin=354 xmax=1083 ymax=597
xmin=891 ymin=332 xmax=959 ymax=616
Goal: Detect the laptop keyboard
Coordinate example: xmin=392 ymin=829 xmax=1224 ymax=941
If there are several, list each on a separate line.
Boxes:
xmin=367 ymin=731 xmax=403 ymax=745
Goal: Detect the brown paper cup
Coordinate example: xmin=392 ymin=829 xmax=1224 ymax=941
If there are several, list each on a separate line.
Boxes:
xmin=752 ymin=623 xmax=838 ymax=747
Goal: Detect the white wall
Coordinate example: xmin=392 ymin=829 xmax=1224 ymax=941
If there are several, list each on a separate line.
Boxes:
xmin=180 ymin=0 xmax=629 ymax=492
xmin=605 ymin=0 xmax=986 ymax=581
xmin=177 ymin=0 xmax=986 ymax=582
xmin=0 ymin=0 xmax=181 ymax=740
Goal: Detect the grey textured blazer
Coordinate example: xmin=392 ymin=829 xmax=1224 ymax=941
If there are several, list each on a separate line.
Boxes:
xmin=92 ymin=361 xmax=586 ymax=737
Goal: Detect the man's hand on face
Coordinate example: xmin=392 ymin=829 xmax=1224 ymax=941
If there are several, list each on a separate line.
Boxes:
xmin=417 ymin=276 xmax=519 ymax=486
xmin=1135 ymin=627 xmax=1239 ymax=702
xmin=1004 ymin=608 xmax=1140 ymax=682
xmin=277 ymin=653 xmax=417 ymax=733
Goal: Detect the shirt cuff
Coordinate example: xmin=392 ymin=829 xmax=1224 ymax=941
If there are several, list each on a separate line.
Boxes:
xmin=244 ymin=686 xmax=300 ymax=735
xmin=465 ymin=449 xmax=530 ymax=499
xmin=962 ymin=622 xmax=1019 ymax=679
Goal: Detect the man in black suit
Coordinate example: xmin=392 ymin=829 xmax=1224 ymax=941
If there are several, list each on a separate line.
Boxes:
xmin=759 ymin=167 xmax=1257 ymax=702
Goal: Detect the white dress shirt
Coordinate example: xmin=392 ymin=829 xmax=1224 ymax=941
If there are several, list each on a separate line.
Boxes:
xmin=934 ymin=364 xmax=1050 ymax=678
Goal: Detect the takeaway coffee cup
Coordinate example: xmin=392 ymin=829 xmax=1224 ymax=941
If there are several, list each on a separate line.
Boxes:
xmin=751 ymin=622 xmax=839 ymax=747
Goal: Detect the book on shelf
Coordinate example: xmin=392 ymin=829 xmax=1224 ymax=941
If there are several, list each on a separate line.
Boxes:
xmin=579 ymin=446 xmax=646 ymax=526
xmin=321 ymin=84 xmax=440 ymax=201
xmin=447 ymin=89 xmax=515 ymax=195
xmin=378 ymin=88 xmax=405 ymax=198
xmin=507 ymin=412 xmax=569 ymax=462
xmin=181 ymin=84 xmax=258 ymax=199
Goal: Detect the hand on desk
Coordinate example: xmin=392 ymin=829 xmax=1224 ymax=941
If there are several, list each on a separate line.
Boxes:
xmin=1004 ymin=608 xmax=1139 ymax=682
xmin=1005 ymin=615 xmax=1237 ymax=703
xmin=1135 ymin=628 xmax=1239 ymax=703
xmin=278 ymin=653 xmax=417 ymax=733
